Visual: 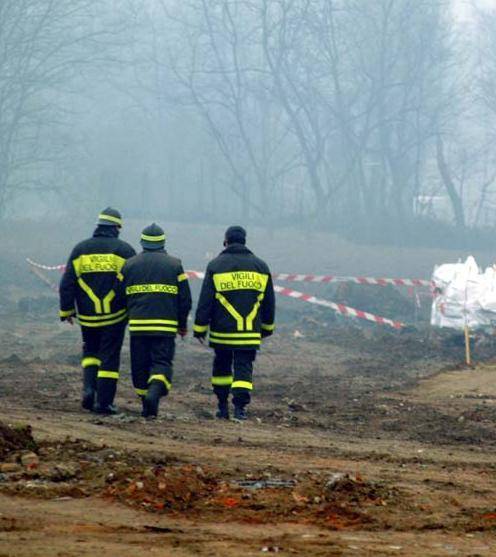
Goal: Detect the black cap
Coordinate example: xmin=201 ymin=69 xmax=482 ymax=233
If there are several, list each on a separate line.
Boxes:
xmin=140 ymin=223 xmax=166 ymax=250
xmin=225 ymin=225 xmax=246 ymax=245
xmin=97 ymin=207 xmax=122 ymax=227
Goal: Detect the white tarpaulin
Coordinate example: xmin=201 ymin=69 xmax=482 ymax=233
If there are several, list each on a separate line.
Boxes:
xmin=431 ymin=256 xmax=496 ymax=330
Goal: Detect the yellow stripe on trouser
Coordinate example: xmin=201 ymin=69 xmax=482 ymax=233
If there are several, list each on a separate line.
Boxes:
xmin=149 ymin=374 xmax=172 ymax=390
xmin=135 ymin=388 xmax=148 ymax=396
xmin=98 ymin=370 xmax=119 ymax=379
xmin=232 ymin=380 xmax=253 ymax=390
xmin=212 ymin=376 xmax=233 ymax=386
xmin=82 ymin=357 xmax=101 ymax=368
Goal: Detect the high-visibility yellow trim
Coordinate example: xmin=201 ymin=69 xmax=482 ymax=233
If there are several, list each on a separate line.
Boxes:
xmin=126 ymin=284 xmax=178 ymax=295
xmin=261 ymin=323 xmax=275 ymax=331
xmin=209 ymin=338 xmax=261 ymax=346
xmin=193 ymin=324 xmax=209 ymax=333
xmin=211 ymin=376 xmax=233 ymax=386
xmin=79 ymin=314 xmax=127 ymax=327
xmin=232 ymin=380 xmax=253 ymax=390
xmin=210 ymin=331 xmax=261 ymax=338
xmin=246 ymin=293 xmax=264 ymax=331
xmin=99 ymin=213 xmax=122 ymax=226
xmin=103 ymin=289 xmax=115 ymax=313
xmin=213 ymin=271 xmax=268 ymax=293
xmin=59 ymin=309 xmax=75 ymax=317
xmin=77 ymin=278 xmax=102 ymax=313
xmin=129 ymin=319 xmax=178 ymax=325
xmin=149 ymin=374 xmax=172 ymax=390
xmin=98 ymin=370 xmax=119 ymax=379
xmin=178 ymin=273 xmax=188 ymax=282
xmin=73 ymin=254 xmax=126 ymax=275
xmin=82 ymin=357 xmax=101 ymax=368
xmin=78 ymin=309 xmax=126 ymax=321
xmin=141 ymin=233 xmax=166 ymax=242
xmin=215 ymin=293 xmax=244 ymax=331
xmin=129 ymin=326 xmax=178 ymax=333
xmin=135 ymin=388 xmax=148 ymax=396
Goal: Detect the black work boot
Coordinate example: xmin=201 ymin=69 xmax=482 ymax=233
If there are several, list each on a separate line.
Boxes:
xmin=94 ymin=403 xmax=118 ymax=415
xmin=233 ymin=405 xmax=247 ymax=421
xmin=81 ymin=368 xmax=97 ymax=411
xmin=216 ymin=399 xmax=229 ymax=420
xmin=144 ymin=381 xmax=164 ymax=419
xmin=141 ymin=397 xmax=149 ymax=418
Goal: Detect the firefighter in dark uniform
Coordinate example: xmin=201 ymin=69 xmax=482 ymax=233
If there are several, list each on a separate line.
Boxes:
xmin=193 ymin=226 xmax=275 ymax=421
xmin=59 ymin=208 xmax=136 ymax=414
xmin=117 ymin=223 xmax=192 ymax=418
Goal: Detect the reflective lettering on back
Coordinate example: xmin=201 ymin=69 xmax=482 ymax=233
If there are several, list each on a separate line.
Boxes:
xmin=213 ymin=271 xmax=268 ymax=293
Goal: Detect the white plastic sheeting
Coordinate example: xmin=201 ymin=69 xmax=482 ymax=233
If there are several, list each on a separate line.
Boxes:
xmin=431 ymin=257 xmax=496 ymax=330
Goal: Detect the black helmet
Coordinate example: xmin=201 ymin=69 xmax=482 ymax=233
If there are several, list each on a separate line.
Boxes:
xmin=225 ymin=225 xmax=246 ymax=245
xmin=97 ymin=207 xmax=122 ymax=227
xmin=141 ymin=223 xmax=166 ymax=250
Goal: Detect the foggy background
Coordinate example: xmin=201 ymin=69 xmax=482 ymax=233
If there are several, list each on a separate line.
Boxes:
xmin=2 ymin=0 xmax=496 ymax=252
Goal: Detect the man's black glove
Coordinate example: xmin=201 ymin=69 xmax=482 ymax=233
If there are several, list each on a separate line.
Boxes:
xmin=261 ymin=329 xmax=273 ymax=339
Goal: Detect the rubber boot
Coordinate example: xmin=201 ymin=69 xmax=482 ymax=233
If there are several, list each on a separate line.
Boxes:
xmin=144 ymin=381 xmax=164 ymax=419
xmin=95 ymin=376 xmax=118 ymax=415
xmin=233 ymin=405 xmax=247 ymax=421
xmin=216 ymin=399 xmax=229 ymax=420
xmin=141 ymin=396 xmax=149 ymax=418
xmin=81 ymin=367 xmax=97 ymax=411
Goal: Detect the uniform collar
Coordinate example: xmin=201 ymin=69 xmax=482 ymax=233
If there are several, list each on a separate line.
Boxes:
xmin=221 ymin=243 xmax=252 ymax=255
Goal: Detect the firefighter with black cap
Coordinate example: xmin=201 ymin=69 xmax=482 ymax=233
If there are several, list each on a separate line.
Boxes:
xmin=193 ymin=226 xmax=275 ymax=421
xmin=117 ymin=223 xmax=192 ymax=418
xmin=59 ymin=207 xmax=136 ymax=414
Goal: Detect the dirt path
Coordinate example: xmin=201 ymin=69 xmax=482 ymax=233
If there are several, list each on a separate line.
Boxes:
xmin=2 ymin=312 xmax=496 ymax=555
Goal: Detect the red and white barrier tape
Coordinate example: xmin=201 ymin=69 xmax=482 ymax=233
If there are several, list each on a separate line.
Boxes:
xmin=274 ymin=273 xmax=431 ymax=287
xmin=274 ymin=285 xmax=404 ymax=329
xmin=26 ymin=258 xmax=65 ymax=271
xmin=26 ymin=259 xmax=431 ymax=288
xmin=26 ymin=259 xmax=408 ymax=329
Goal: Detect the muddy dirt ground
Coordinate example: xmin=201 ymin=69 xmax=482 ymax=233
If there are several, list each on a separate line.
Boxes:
xmin=2 ymin=221 xmax=496 ymax=556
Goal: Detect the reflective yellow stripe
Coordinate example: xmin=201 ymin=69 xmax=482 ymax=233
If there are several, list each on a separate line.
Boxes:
xmin=215 ymin=293 xmax=244 ymax=331
xmin=261 ymin=323 xmax=275 ymax=331
xmin=98 ymin=370 xmax=119 ymax=379
xmin=149 ymin=374 xmax=171 ymax=390
xmin=178 ymin=273 xmax=188 ymax=282
xmin=211 ymin=376 xmax=233 ymax=386
xmin=59 ymin=309 xmax=75 ymax=317
xmin=135 ymin=388 xmax=148 ymax=396
xmin=129 ymin=326 xmax=178 ymax=333
xmin=232 ymin=380 xmax=253 ymax=390
xmin=79 ymin=314 xmax=127 ymax=327
xmin=77 ymin=278 xmax=102 ymax=313
xmin=209 ymin=338 xmax=261 ymax=346
xmin=141 ymin=233 xmax=166 ymax=242
xmin=103 ymin=289 xmax=115 ymax=313
xmin=73 ymin=253 xmax=126 ymax=275
xmin=126 ymin=284 xmax=178 ymax=295
xmin=82 ymin=357 xmax=101 ymax=368
xmin=246 ymin=293 xmax=264 ymax=331
xmin=99 ymin=213 xmax=122 ymax=225
xmin=193 ymin=324 xmax=209 ymax=333
xmin=78 ymin=309 xmax=126 ymax=321
xmin=213 ymin=272 xmax=268 ymax=293
xmin=210 ymin=331 xmax=261 ymax=338
xmin=129 ymin=319 xmax=178 ymax=325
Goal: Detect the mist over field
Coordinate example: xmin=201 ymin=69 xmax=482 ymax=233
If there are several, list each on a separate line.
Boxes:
xmin=1 ymin=0 xmax=496 ymax=254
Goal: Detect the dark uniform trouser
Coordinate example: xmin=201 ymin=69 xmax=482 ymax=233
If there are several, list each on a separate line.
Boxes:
xmin=81 ymin=321 xmax=126 ymax=408
xmin=212 ymin=349 xmax=256 ymax=407
xmin=130 ymin=336 xmax=175 ymax=398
